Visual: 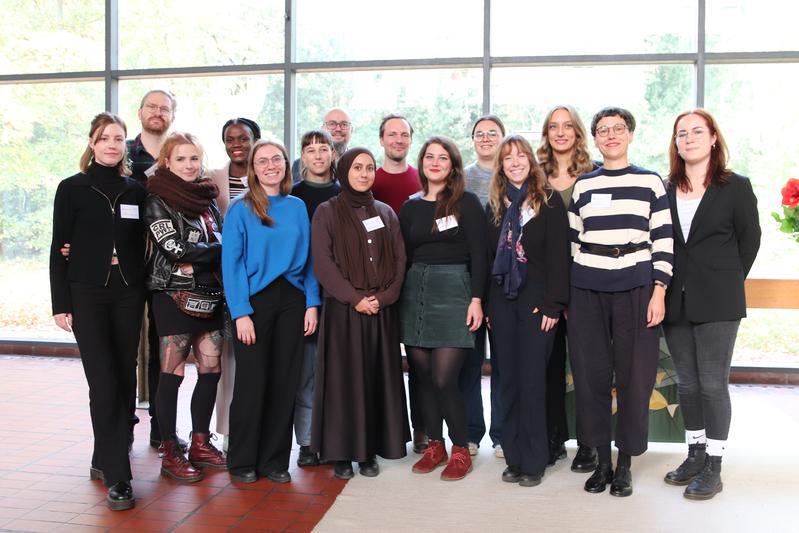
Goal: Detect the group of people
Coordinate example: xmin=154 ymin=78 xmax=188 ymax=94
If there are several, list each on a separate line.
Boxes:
xmin=49 ymin=88 xmax=761 ymax=512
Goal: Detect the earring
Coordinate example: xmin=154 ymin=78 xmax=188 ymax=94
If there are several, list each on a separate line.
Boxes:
xmin=712 ymin=143 xmax=716 ymax=149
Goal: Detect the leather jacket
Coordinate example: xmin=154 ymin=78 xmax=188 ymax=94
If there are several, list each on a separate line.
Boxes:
xmin=144 ymin=194 xmax=223 ymax=292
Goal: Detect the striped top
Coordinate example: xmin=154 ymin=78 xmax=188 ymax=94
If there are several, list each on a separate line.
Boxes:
xmin=228 ymin=175 xmax=248 ymax=201
xmin=568 ymin=165 xmax=673 ymax=292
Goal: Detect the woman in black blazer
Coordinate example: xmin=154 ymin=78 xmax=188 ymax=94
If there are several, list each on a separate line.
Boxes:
xmin=662 ymin=109 xmax=760 ymax=500
xmin=50 ymin=112 xmax=147 ymax=511
xmin=485 ymin=134 xmax=570 ymax=487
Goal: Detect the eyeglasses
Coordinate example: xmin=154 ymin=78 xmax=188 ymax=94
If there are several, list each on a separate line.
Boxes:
xmin=324 ymin=120 xmax=351 ymax=130
xmin=143 ymin=103 xmax=172 ymax=115
xmin=675 ymin=127 xmax=707 ymax=140
xmin=254 ymin=155 xmax=285 ymax=167
xmin=473 ymin=130 xmax=499 ymax=140
xmin=595 ymin=123 xmax=628 ymax=137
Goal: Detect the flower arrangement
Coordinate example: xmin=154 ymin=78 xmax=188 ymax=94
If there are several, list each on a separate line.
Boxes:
xmin=772 ymin=178 xmax=799 ymax=242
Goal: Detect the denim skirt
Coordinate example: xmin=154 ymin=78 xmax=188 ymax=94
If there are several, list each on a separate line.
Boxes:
xmin=399 ymin=263 xmax=475 ymax=349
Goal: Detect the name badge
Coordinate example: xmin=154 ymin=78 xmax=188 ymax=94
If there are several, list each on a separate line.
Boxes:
xmin=362 ymin=216 xmax=385 ymax=232
xmin=590 ymin=193 xmax=612 ymax=209
xmin=435 ymin=215 xmax=458 ymax=232
xmin=120 ymin=204 xmax=140 ymax=219
xmin=521 ymin=206 xmax=535 ymax=226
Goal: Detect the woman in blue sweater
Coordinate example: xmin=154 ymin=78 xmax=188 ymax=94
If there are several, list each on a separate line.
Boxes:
xmin=222 ymin=139 xmax=320 ymax=484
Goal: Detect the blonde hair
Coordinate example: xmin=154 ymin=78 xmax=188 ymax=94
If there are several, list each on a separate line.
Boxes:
xmin=245 ymin=140 xmax=292 ymax=226
xmin=536 ymin=105 xmax=593 ymax=179
xmin=79 ymin=112 xmax=131 ymax=176
xmin=488 ymin=135 xmax=549 ymax=226
xmin=156 ymin=131 xmax=207 ymax=176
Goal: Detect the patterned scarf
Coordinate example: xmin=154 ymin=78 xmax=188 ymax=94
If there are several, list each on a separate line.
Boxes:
xmin=492 ymin=181 xmax=529 ymax=299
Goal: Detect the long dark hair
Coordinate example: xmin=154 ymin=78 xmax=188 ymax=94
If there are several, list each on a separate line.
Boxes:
xmin=416 ymin=136 xmax=465 ymax=231
xmin=668 ymin=108 xmax=731 ymax=192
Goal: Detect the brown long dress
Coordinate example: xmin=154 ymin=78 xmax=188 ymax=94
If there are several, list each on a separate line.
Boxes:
xmin=309 ymin=198 xmax=410 ymax=462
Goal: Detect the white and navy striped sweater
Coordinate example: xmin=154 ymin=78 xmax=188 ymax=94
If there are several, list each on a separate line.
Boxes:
xmin=568 ymin=165 xmax=673 ymax=292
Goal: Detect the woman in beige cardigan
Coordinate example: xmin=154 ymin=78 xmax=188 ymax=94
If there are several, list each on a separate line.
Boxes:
xmin=210 ymin=117 xmax=261 ymax=450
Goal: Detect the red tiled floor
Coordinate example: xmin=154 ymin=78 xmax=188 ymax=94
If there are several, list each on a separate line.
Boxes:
xmin=0 ymin=355 xmax=347 ymax=532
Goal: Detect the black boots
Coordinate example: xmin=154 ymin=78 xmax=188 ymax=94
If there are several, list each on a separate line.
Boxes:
xmin=684 ymin=456 xmax=723 ymax=500
xmin=106 ymin=481 xmax=135 ymax=511
xmin=571 ymin=445 xmax=598 ymax=473
xmin=584 ymin=462 xmax=613 ymax=493
xmin=664 ymin=443 xmax=707 ymax=485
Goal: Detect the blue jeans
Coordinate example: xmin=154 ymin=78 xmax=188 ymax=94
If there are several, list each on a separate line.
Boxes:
xmin=293 ymin=334 xmax=317 ymax=446
xmin=458 ymin=323 xmax=502 ymax=446
xmin=663 ymin=317 xmax=740 ymax=441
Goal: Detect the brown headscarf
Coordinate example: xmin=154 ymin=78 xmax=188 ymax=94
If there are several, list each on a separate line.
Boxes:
xmin=148 ymin=168 xmax=219 ymax=217
xmin=332 ymin=148 xmax=396 ymax=292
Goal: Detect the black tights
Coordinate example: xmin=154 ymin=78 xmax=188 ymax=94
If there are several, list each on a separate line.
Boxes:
xmin=406 ymin=346 xmax=468 ymax=447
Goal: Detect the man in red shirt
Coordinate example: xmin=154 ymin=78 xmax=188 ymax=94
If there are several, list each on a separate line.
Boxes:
xmin=371 ymin=114 xmax=421 ymax=216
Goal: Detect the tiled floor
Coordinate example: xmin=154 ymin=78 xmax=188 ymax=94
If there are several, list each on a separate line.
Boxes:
xmin=0 ymin=355 xmax=346 ymax=532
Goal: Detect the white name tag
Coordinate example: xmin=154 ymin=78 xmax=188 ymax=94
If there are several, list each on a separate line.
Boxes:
xmin=362 ymin=216 xmax=385 ymax=232
xmin=590 ymin=193 xmax=612 ymax=209
xmin=120 ymin=204 xmax=139 ymax=219
xmin=436 ymin=215 xmax=458 ymax=232
xmin=521 ymin=206 xmax=535 ymax=226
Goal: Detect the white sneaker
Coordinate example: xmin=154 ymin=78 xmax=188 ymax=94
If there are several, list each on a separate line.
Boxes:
xmin=467 ymin=442 xmax=479 ymax=456
xmin=493 ymin=444 xmax=504 ymax=458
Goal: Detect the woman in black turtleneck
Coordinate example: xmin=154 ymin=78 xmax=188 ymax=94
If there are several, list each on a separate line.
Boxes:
xmin=50 ymin=112 xmax=147 ymax=511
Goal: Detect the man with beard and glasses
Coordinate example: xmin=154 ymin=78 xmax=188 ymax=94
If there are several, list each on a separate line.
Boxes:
xmin=128 ymin=90 xmax=176 ymax=182
xmin=127 ymin=89 xmax=185 ymax=452
xmin=292 ymin=108 xmax=354 ymax=183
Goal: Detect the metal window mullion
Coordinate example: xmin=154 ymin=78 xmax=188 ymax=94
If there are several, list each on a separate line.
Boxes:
xmin=696 ymin=0 xmax=706 ymax=108
xmin=482 ymin=0 xmax=491 ymax=115
xmin=105 ymin=0 xmax=119 ymax=113
xmin=284 ymin=0 xmax=297 ymax=158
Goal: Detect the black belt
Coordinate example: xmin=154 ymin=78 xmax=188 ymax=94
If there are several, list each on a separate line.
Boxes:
xmin=580 ymin=242 xmax=650 ymax=257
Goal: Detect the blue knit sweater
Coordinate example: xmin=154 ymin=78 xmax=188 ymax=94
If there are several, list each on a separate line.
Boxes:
xmin=222 ymin=194 xmax=321 ymax=319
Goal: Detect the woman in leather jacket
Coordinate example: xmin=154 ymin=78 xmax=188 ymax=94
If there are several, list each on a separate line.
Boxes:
xmin=50 ymin=112 xmax=146 ymax=511
xmin=144 ymin=132 xmax=226 ymax=482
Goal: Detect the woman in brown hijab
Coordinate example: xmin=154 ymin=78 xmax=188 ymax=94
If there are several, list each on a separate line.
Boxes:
xmin=310 ymin=147 xmax=410 ymax=480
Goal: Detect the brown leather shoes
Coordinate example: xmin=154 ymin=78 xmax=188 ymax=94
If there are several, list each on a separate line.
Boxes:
xmin=188 ymin=432 xmax=227 ymax=469
xmin=412 ymin=439 xmax=447 ymax=473
xmin=441 ymin=445 xmax=473 ymax=481
xmin=161 ymin=439 xmax=204 ymax=483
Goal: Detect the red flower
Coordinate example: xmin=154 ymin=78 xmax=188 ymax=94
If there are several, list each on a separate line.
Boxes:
xmin=782 ymin=178 xmax=799 ymax=208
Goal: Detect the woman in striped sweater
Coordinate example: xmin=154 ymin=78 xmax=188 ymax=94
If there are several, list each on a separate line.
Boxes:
xmin=567 ymin=107 xmax=673 ymax=498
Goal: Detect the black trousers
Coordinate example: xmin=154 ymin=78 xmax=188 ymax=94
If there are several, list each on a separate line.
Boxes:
xmin=146 ymin=298 xmax=160 ymax=432
xmin=546 ymin=319 xmax=569 ymax=446
xmin=568 ymin=286 xmax=660 ymax=456
xmin=70 ymin=266 xmax=144 ymax=486
xmin=228 ymin=278 xmax=305 ymax=476
xmin=488 ymin=283 xmax=555 ymax=476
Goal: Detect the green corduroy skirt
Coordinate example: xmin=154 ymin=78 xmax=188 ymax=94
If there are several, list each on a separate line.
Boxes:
xmin=399 ymin=263 xmax=475 ymax=349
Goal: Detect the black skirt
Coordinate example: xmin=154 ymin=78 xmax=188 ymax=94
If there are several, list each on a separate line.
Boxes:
xmin=151 ymin=290 xmax=224 ymax=337
xmin=311 ymin=298 xmax=410 ymax=462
